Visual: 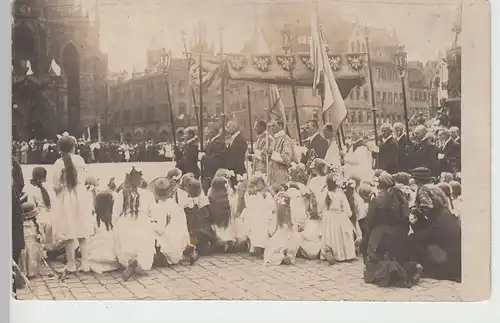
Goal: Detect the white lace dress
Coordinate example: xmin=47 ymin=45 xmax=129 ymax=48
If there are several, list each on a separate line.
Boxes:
xmin=241 ymin=191 xmax=275 ymax=251
xmin=51 ymin=154 xmax=94 ymax=241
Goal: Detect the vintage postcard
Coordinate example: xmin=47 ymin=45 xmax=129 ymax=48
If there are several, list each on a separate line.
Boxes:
xmin=10 ymin=0 xmax=490 ymax=303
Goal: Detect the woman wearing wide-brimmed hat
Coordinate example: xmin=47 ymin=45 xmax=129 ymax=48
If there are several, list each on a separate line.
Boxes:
xmin=113 ymin=166 xmax=156 ymax=281
xmin=406 ymin=167 xmax=462 ymax=283
xmin=150 ymin=177 xmax=199 ymax=266
xmin=52 ymin=132 xmax=94 ymax=274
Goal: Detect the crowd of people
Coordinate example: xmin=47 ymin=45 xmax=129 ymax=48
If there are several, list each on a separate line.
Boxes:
xmin=11 ymin=117 xmax=462 ymax=298
xmin=12 ymin=139 xmax=176 ymax=164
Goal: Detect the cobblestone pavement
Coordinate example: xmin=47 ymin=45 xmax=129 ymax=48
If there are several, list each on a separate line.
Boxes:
xmin=16 ymin=253 xmax=462 ymax=301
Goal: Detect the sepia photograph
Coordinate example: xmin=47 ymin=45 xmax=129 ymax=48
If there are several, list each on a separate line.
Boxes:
xmin=10 ymin=0 xmax=484 ymax=303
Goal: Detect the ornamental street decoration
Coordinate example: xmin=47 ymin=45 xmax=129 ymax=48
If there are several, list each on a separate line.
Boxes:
xmin=227 ymin=55 xmax=247 ymax=71
xmin=346 ymin=54 xmax=366 ymax=72
xmin=276 ymin=55 xmax=296 ymax=71
xmin=328 ymin=55 xmax=341 ymax=71
xmin=252 ymin=56 xmax=272 ymax=72
xmin=300 ymin=55 xmax=314 ymax=71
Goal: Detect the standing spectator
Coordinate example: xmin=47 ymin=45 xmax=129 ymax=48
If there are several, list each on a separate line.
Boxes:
xmin=176 ymin=127 xmax=200 ymax=179
xmin=224 ymin=121 xmax=248 ymax=186
xmin=20 ymin=141 xmax=28 ymax=164
xmin=12 ymin=156 xmax=26 ymax=293
xmin=394 ymin=122 xmax=412 ymax=172
xmin=301 ymin=120 xmax=329 ymax=167
xmin=378 ymin=123 xmax=400 ymax=174
xmin=201 ymin=124 xmax=226 ymax=193
xmin=250 ymin=119 xmax=273 ymax=175
xmin=449 ymin=126 xmax=460 ymax=145
xmin=438 ymin=128 xmax=461 ymax=174
xmin=411 ymin=125 xmax=439 ymax=176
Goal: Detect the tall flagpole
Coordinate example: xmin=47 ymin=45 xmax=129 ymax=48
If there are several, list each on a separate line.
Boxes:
xmin=364 ymin=26 xmax=379 ymax=146
xmin=181 ymin=30 xmax=199 ymax=130
xmin=219 ymin=24 xmax=227 ymax=141
xmin=246 ymin=84 xmax=254 ymax=154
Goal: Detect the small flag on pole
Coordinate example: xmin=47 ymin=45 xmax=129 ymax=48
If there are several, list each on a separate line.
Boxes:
xmin=26 ymin=60 xmax=33 ymax=76
xmin=48 ymin=59 xmax=61 ymax=77
xmin=268 ymin=84 xmax=286 ymax=124
xmin=310 ymin=4 xmax=347 ymax=132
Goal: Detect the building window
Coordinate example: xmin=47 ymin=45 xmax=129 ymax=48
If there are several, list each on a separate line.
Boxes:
xmin=381 ymin=68 xmax=386 ymax=80
xmin=419 ymin=92 xmax=424 ymax=101
xmin=356 ymin=88 xmax=360 ymax=100
xmin=376 ymin=91 xmax=381 ymax=103
xmin=399 ymin=93 xmax=403 ymax=102
xmin=134 ymin=88 xmax=142 ymax=101
xmin=146 ymin=83 xmax=153 ymax=97
xmin=362 ymin=43 xmax=366 ymax=52
xmin=146 ymin=106 xmax=155 ymax=120
xmin=387 ymin=92 xmax=392 ymax=103
xmin=423 ymin=92 xmax=427 ymax=101
xmin=350 ymin=111 xmax=357 ymax=123
xmin=364 ymin=88 xmax=369 ymax=102
xmin=367 ymin=111 xmax=372 ymax=122
xmin=351 ymin=42 xmax=355 ymax=52
xmin=382 ymin=92 xmax=387 ymax=103
xmin=358 ymin=111 xmax=363 ymax=123
xmin=394 ymin=92 xmax=398 ymax=104
xmin=356 ymin=41 xmax=360 ymax=52
xmin=376 ymin=68 xmax=381 ymax=79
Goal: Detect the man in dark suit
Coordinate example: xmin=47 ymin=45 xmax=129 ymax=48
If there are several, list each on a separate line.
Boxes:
xmin=201 ymin=124 xmax=226 ymax=193
xmin=411 ymin=125 xmax=439 ymax=176
xmin=377 ymin=123 xmax=400 ymax=174
xmin=301 ymin=120 xmax=328 ymax=167
xmin=224 ymin=121 xmax=247 ymax=185
xmin=394 ymin=122 xmax=412 ymax=173
xmin=450 ymin=126 xmax=460 ymax=145
xmin=12 ymin=156 xmax=26 ymax=294
xmin=438 ymin=128 xmax=461 ymax=174
xmin=176 ymin=127 xmax=200 ymax=179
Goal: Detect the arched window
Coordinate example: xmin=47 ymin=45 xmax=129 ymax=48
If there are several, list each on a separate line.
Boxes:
xmin=358 ymin=111 xmax=363 ymax=123
xmin=351 ymin=111 xmax=357 ymax=124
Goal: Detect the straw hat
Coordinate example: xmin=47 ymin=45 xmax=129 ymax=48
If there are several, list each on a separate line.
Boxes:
xmin=151 ymin=177 xmax=175 ymax=201
xmin=22 ymin=201 xmax=38 ymax=221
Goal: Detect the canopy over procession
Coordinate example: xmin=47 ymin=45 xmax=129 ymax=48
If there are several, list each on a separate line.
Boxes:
xmin=11 ymin=4 xmax=463 ymax=298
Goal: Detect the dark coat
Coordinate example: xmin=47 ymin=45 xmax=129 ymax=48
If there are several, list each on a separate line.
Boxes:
xmin=12 ymin=157 xmax=25 ymax=255
xmin=396 ymin=134 xmax=412 ymax=173
xmin=176 ymin=138 xmax=200 ymax=179
xmin=411 ymin=140 xmax=439 ymax=176
xmin=202 ymin=135 xmax=226 ymax=180
xmin=224 ymin=132 xmax=247 ymax=176
xmin=301 ymin=133 xmax=329 ymax=165
xmin=378 ymin=137 xmax=400 ymax=174
xmin=439 ymin=139 xmax=461 ymax=173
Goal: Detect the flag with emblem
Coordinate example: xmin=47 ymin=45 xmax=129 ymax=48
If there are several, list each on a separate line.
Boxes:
xmin=310 ymin=4 xmax=347 ymax=132
xmin=188 ymin=55 xmax=221 ymax=89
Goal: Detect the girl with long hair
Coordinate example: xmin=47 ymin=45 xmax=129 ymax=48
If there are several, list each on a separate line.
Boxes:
xmin=208 ymin=176 xmax=235 ymax=252
xmin=307 ymin=158 xmax=328 ymax=206
xmin=52 ymin=132 xmax=93 ymax=274
xmin=241 ymin=174 xmax=275 ymax=257
xmin=113 ymin=167 xmax=156 ymax=281
xmin=264 ymin=192 xmax=300 ymax=265
xmin=25 ymin=167 xmax=64 ymax=257
xmin=318 ymin=173 xmax=356 ymax=265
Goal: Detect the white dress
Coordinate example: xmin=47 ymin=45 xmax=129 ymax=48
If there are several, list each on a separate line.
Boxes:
xmin=52 ymin=154 xmax=94 ymax=241
xmin=264 ymin=223 xmax=300 ymax=265
xmin=87 ymin=225 xmax=121 ymax=274
xmin=241 ymin=191 xmax=275 ymax=251
xmin=25 ymin=183 xmax=65 ymax=251
xmin=287 ymin=186 xmax=307 ymax=229
xmin=152 ymin=198 xmax=191 ymax=265
xmin=308 ymin=175 xmax=326 ymax=206
xmin=319 ymin=190 xmax=356 ymax=261
xmin=229 ymin=192 xmax=247 ymax=244
xmin=113 ymin=188 xmax=156 ymax=270
xmin=299 ymin=218 xmax=323 ymax=259
xmin=343 ymin=145 xmax=373 ymax=183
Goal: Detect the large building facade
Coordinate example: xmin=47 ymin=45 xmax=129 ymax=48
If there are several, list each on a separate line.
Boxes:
xmin=12 ymin=0 xmax=108 ymax=141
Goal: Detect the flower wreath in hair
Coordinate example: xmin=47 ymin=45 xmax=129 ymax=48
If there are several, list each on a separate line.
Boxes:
xmin=236 ymin=173 xmax=248 ymax=183
xmin=290 ymin=162 xmax=306 ymax=171
xmin=56 ymin=131 xmax=77 ymax=144
xmin=275 ymin=191 xmax=290 ymax=207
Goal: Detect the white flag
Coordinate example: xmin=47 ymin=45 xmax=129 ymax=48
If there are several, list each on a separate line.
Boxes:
xmin=310 ymin=5 xmax=347 ymax=132
xmin=49 ymin=59 xmax=61 ymax=76
xmin=26 ymin=60 xmax=33 ymax=76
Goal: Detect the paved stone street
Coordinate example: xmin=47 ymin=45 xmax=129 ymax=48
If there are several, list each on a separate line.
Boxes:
xmin=16 ymin=253 xmax=462 ymax=301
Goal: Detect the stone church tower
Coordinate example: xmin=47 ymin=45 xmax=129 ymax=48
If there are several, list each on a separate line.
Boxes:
xmin=12 ymin=0 xmax=108 ymax=140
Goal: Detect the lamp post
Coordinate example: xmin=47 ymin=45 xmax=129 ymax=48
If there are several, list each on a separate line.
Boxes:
xmin=394 ymin=44 xmax=410 ymax=136
xmin=280 ymin=22 xmax=302 ymax=145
